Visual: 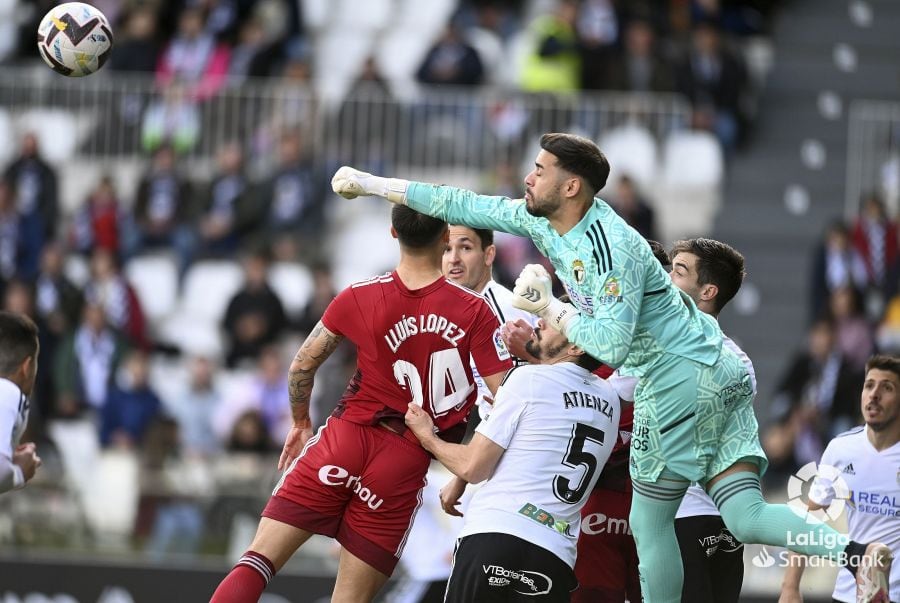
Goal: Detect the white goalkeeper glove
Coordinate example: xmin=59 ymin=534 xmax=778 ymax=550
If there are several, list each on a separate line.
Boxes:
xmin=331 ymin=166 xmax=409 ymax=204
xmin=512 ymin=264 xmax=579 ymax=337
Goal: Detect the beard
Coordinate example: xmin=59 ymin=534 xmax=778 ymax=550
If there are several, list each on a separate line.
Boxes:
xmin=525 ymin=187 xmax=562 ymax=218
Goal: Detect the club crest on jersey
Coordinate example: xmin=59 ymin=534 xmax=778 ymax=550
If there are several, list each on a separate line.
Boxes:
xmin=572 ymin=259 xmax=586 ymax=284
xmin=598 ymin=277 xmax=623 ymax=304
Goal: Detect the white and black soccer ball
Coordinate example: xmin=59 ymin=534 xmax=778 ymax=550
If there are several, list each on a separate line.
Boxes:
xmin=37 ymin=2 xmax=114 ymax=77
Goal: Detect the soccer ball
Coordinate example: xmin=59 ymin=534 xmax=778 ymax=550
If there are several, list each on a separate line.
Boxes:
xmin=37 ymin=2 xmax=113 ymax=77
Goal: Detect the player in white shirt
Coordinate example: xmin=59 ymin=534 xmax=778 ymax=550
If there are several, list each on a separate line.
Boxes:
xmin=404 ymin=313 xmax=620 ymax=602
xmin=442 ymin=225 xmax=538 ymax=418
xmin=0 ymin=311 xmax=42 ymax=494
xmin=668 ymin=238 xmax=755 ymax=603
xmin=780 ymin=354 xmax=900 ymax=603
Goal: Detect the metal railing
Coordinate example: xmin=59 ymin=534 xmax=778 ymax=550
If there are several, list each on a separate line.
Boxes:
xmin=0 ymin=67 xmax=690 ymax=183
xmin=846 ymin=99 xmax=900 ymax=217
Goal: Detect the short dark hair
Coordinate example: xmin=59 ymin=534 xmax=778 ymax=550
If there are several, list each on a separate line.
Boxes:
xmin=540 ymin=133 xmax=610 ymax=196
xmin=472 ymin=228 xmax=493 ymax=249
xmin=865 ymin=355 xmax=900 ymax=382
xmin=0 ymin=311 xmax=39 ymax=375
xmin=647 ymin=239 xmax=670 ymax=267
xmin=671 ymin=238 xmax=745 ymax=314
xmin=392 ymin=205 xmax=448 ymax=249
xmin=559 ymin=294 xmax=603 ymax=372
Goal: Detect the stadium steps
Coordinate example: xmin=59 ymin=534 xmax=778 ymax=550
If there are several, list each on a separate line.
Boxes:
xmin=712 ymin=0 xmax=900 ymax=414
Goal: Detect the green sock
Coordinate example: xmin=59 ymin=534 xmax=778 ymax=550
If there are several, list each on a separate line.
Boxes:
xmin=709 ymin=471 xmax=848 ymax=558
xmin=629 ymin=472 xmax=689 ymax=603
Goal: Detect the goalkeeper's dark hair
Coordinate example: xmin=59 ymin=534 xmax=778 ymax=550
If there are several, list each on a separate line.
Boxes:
xmin=671 ymin=238 xmax=745 ymax=314
xmin=0 ymin=311 xmax=39 ymax=375
xmin=540 ymin=133 xmax=610 ymax=196
xmin=558 ymin=294 xmax=603 ymax=372
xmin=392 ymin=205 xmax=448 ymax=249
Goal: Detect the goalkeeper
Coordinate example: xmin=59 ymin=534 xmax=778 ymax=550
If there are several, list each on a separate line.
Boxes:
xmin=332 ymin=132 xmax=892 ymax=603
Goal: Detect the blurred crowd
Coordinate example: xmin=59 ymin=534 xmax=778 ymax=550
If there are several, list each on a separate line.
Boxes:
xmin=0 ymin=0 xmax=786 ymax=560
xmin=761 ymin=191 xmax=900 ymax=487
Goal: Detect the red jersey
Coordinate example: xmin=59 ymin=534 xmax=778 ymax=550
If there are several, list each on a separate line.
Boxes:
xmin=322 ymin=272 xmax=512 ymax=437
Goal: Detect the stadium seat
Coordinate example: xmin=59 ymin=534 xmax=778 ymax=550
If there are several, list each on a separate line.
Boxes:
xmin=17 ymin=109 xmax=81 ymax=165
xmin=655 ymin=130 xmax=724 ymax=242
xmin=179 ymin=260 xmax=245 ymax=323
xmin=314 ymin=31 xmax=376 ymax=106
xmin=301 ymin=0 xmax=332 ymax=31
xmin=157 ymin=260 xmax=244 ymax=358
xmin=598 ymin=124 xmax=659 ymax=195
xmin=396 ymin=0 xmax=456 ymax=38
xmin=375 ymin=30 xmax=435 ymax=89
xmin=329 ymin=201 xmax=397 ymax=289
xmin=125 ymin=253 xmax=178 ymax=328
xmin=63 ymin=253 xmax=91 ymax=288
xmin=268 ymin=262 xmax=314 ymax=318
xmin=333 ymin=0 xmax=393 ymax=31
xmin=0 ymin=108 xmax=12 ymax=166
xmin=466 ymin=27 xmax=505 ymax=85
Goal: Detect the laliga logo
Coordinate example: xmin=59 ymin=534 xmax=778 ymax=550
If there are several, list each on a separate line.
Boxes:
xmin=752 ymin=547 xmax=776 ymax=568
xmin=786 ymin=462 xmax=850 ymax=524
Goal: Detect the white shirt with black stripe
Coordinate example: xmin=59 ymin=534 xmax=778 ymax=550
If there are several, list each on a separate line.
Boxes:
xmin=459 ymin=362 xmax=620 ymax=568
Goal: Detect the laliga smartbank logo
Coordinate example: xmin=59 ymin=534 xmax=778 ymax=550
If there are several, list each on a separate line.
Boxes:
xmin=786 ymin=461 xmax=850 ymax=524
xmin=751 ymin=461 xmax=853 ymax=569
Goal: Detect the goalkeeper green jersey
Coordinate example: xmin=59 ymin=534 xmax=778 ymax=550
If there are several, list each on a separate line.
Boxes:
xmin=405 ymin=183 xmax=723 ymax=373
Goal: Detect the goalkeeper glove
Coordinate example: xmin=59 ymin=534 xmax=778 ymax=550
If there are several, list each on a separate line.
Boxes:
xmin=331 ymin=166 xmax=409 ymax=204
xmin=512 ymin=264 xmax=579 ymax=337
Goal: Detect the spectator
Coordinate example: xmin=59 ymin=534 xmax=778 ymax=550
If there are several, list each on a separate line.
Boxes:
xmin=140 ymin=81 xmax=202 ymax=154
xmin=609 ymin=174 xmax=657 ymax=241
xmin=416 ymin=23 xmax=485 ymax=87
xmin=194 ymin=142 xmax=252 ymax=259
xmin=810 ymin=220 xmax=869 ymax=322
xmin=32 ymin=244 xmax=84 ymax=418
xmin=155 ymin=6 xmax=230 ymax=101
xmin=3 ymin=133 xmax=58 ymax=279
xmin=83 ymin=248 xmax=148 ymax=349
xmin=762 ymin=318 xmax=862 ymax=483
xmin=227 ymin=410 xmax=274 ymax=453
xmin=675 ymin=18 xmax=747 ymax=154
xmin=520 ymin=0 xmax=581 ymax=92
xmin=0 ymin=179 xmax=21 ymax=283
xmin=54 ymin=301 xmax=129 ymax=418
xmin=213 ymin=346 xmax=290 ymax=447
xmin=222 ymin=252 xmax=286 ymax=368
xmin=129 ymin=145 xmax=195 ymax=277
xmin=228 ymin=16 xmax=283 ymax=83
xmin=296 ymin=262 xmax=337 ymax=336
xmin=69 ymin=175 xmax=127 ymax=256
xmin=851 ymin=192 xmax=898 ymax=294
xmin=251 ymin=131 xmax=325 ymax=261
xmin=164 ymin=356 xmax=222 ymax=457
xmin=109 ymin=8 xmax=161 ymax=73
xmin=575 ymin=0 xmax=619 ymax=90
xmin=100 ymin=350 xmax=162 ymax=449
xmin=603 ymin=17 xmax=675 ymax=92
xmin=828 ymin=285 xmax=875 ymax=373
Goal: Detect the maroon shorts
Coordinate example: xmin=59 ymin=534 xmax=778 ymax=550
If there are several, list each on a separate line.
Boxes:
xmin=263 ymin=417 xmax=431 ymax=576
xmin=572 ymin=488 xmax=641 ymax=603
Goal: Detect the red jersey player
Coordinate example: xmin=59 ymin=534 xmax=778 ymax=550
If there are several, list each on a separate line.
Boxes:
xmin=210 ymin=205 xmax=512 ymax=603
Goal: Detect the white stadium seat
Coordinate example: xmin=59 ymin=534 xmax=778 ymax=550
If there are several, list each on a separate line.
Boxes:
xmin=598 ymin=124 xmax=659 ymax=195
xmin=268 ymin=262 xmax=314 ymax=317
xmin=125 ymin=253 xmax=178 ymax=327
xmin=180 ymin=260 xmax=245 ymax=323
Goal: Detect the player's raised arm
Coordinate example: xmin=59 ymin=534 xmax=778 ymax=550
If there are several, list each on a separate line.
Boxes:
xmin=279 ymin=321 xmax=344 ymax=470
xmin=331 ymin=166 xmax=534 ymax=237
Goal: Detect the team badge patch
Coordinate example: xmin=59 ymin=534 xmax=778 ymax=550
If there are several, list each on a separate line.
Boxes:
xmin=493 ymin=328 xmax=511 ymax=361
xmin=604 ymin=277 xmax=620 ymax=297
xmin=572 ymin=259 xmax=585 ymax=284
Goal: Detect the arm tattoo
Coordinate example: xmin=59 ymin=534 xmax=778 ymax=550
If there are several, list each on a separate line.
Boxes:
xmin=288 ymin=321 xmax=344 ymax=422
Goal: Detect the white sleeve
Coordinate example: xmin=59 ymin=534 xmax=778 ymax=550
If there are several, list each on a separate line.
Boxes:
xmin=607 ymin=372 xmax=638 ymax=402
xmin=0 ymin=458 xmax=25 ymax=493
xmin=475 ymin=370 xmax=529 ymax=449
xmin=0 ymin=398 xmax=25 ymax=493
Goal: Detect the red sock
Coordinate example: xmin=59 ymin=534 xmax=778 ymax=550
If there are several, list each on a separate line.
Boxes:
xmin=210 ymin=551 xmax=276 ymax=602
